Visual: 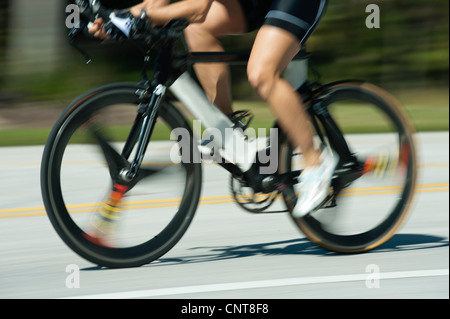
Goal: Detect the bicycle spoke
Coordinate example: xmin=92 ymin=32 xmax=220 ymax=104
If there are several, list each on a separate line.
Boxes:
xmin=88 ymin=124 xmax=129 ymax=181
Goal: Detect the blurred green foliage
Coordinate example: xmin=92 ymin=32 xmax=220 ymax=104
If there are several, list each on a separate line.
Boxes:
xmin=222 ymin=0 xmax=449 ymax=95
xmin=0 ymin=0 xmax=9 ymax=86
xmin=308 ymin=0 xmax=449 ymax=89
xmin=0 ymin=0 xmax=448 ymax=101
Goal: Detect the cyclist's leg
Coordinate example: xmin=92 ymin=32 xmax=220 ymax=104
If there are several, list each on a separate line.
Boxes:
xmin=248 ymin=0 xmax=336 ymax=217
xmin=184 ymin=0 xmax=247 ymax=115
xmin=247 ymin=26 xmax=321 ymax=167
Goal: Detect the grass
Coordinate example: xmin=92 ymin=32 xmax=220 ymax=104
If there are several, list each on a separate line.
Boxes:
xmin=0 ymin=128 xmax=52 ymax=147
xmin=0 ymin=88 xmax=447 ymax=147
xmin=235 ymin=87 xmax=449 ymax=134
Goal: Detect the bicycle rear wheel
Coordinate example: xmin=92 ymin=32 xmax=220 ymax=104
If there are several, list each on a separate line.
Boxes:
xmin=280 ymin=82 xmax=417 ymax=253
xmin=41 ymin=83 xmax=202 ymax=268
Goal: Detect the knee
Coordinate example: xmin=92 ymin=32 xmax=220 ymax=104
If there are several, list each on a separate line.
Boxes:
xmin=247 ymin=64 xmax=277 ymax=100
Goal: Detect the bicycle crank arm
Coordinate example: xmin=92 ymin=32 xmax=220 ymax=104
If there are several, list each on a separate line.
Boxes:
xmin=261 ymin=170 xmax=301 ymax=193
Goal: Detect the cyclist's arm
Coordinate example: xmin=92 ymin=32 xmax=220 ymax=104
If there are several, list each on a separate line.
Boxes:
xmin=131 ymin=0 xmax=170 ymax=12
xmin=90 ymin=0 xmax=212 ymax=39
xmin=130 ymin=0 xmax=213 ymax=25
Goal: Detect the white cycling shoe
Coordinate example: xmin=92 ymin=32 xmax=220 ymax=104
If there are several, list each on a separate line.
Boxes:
xmin=292 ymin=148 xmax=339 ymax=218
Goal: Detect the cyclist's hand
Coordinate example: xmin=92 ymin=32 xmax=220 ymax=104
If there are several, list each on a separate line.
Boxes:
xmin=88 ymin=18 xmax=111 ymax=40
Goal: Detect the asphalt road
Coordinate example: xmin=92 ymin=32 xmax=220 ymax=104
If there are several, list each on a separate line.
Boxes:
xmin=0 ymin=132 xmax=448 ymax=300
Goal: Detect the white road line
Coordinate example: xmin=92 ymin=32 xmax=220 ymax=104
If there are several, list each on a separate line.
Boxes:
xmin=64 ymin=268 xmax=449 ymax=299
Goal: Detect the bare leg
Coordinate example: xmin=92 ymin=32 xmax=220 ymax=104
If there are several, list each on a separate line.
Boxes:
xmin=247 ymin=26 xmax=321 ymax=167
xmin=183 ymin=0 xmax=246 ymax=115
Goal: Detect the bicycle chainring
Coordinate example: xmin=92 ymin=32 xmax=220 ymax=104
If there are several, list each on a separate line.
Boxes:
xmin=230 ymin=175 xmax=279 ymax=214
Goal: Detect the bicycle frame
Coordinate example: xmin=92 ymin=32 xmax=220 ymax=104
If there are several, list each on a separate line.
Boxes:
xmin=171 ymin=51 xmax=310 ymax=135
xmin=123 ymin=47 xmax=311 ymax=179
xmin=119 ymin=36 xmax=358 ymax=197
xmin=179 ymin=51 xmax=364 ymax=194
xmin=67 ymin=1 xmax=358 ymax=193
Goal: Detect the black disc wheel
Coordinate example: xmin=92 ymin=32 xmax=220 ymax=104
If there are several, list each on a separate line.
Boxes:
xmin=41 ymin=84 xmax=202 ymax=268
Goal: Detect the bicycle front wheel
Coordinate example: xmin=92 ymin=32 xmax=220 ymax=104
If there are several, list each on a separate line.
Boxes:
xmin=280 ymin=82 xmax=418 ymax=253
xmin=41 ymin=83 xmax=202 ymax=268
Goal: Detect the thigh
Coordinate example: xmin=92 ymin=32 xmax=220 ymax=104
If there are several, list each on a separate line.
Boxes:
xmin=191 ymin=0 xmax=247 ymax=37
xmin=248 ymin=25 xmax=301 ymax=77
xmin=265 ymin=0 xmax=328 ymax=44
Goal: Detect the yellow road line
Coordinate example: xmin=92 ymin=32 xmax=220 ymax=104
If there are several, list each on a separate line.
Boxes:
xmin=0 ymin=183 xmax=448 ymax=219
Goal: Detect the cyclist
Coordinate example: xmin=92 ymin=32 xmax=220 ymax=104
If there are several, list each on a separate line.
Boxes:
xmin=89 ymin=0 xmax=337 ymax=218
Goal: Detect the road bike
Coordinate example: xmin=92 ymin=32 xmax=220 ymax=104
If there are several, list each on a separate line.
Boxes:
xmin=41 ymin=1 xmax=417 ymax=268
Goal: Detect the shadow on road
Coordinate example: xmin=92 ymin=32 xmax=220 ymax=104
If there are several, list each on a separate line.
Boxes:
xmin=81 ymin=233 xmax=448 ymax=271
xmin=149 ymin=233 xmax=449 ymax=268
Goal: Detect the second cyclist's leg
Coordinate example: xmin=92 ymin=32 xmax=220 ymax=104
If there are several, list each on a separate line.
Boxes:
xmin=248 ymin=26 xmax=337 ymax=218
xmin=183 ymin=0 xmax=247 ymax=115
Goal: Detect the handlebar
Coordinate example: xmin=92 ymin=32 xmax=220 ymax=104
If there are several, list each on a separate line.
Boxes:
xmin=73 ymin=0 xmax=188 ymax=47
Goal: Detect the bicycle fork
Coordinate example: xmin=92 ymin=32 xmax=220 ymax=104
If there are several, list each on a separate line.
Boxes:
xmin=88 ymin=83 xmax=166 ymax=189
xmin=83 ymin=84 xmax=167 ymax=246
xmin=121 ymin=84 xmax=167 ymax=182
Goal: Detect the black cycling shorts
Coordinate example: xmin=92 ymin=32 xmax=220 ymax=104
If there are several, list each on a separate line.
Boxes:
xmin=238 ymin=0 xmax=328 ymax=44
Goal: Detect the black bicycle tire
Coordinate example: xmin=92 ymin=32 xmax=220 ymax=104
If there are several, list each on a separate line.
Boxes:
xmin=279 ymin=81 xmax=418 ymax=253
xmin=41 ymin=84 xmax=202 ymax=268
